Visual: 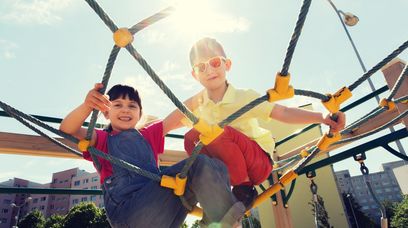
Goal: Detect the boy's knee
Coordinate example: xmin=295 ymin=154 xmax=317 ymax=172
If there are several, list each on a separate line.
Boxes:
xmin=193 ymin=155 xmax=228 ymax=175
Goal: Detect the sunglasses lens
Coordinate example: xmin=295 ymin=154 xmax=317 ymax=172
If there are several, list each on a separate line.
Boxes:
xmin=209 ymin=57 xmax=222 ymax=68
xmin=194 ymin=63 xmax=206 ymax=73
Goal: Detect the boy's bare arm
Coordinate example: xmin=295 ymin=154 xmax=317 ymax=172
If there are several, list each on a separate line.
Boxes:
xmin=60 ymin=83 xmax=110 ymax=145
xmin=270 ymin=104 xmax=346 ymax=132
xmin=162 ymin=91 xmax=202 ymax=136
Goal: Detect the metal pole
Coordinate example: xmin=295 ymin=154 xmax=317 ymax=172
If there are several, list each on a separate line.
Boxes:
xmin=326 ymin=0 xmax=406 ymax=156
xmin=347 ymin=194 xmax=359 ymax=228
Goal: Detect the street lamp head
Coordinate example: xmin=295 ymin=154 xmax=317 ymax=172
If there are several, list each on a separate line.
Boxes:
xmin=10 ymin=203 xmax=17 ymax=208
xmin=343 ymin=12 xmax=359 ymax=26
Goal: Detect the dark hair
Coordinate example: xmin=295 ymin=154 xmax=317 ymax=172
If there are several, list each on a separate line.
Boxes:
xmin=104 ymin=84 xmax=142 ymax=132
xmin=107 ymin=84 xmax=142 ymax=110
xmin=189 ymin=37 xmax=226 ymax=66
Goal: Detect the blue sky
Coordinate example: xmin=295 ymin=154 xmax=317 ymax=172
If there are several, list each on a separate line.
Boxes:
xmin=0 ymin=0 xmax=407 ymax=185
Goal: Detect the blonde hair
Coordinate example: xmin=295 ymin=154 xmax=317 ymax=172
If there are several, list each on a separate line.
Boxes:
xmin=189 ymin=37 xmax=226 ymax=66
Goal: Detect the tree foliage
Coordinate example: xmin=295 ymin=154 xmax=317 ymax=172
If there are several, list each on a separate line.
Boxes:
xmin=62 ymin=202 xmax=110 ymax=228
xmin=242 ymin=215 xmax=261 ymax=228
xmin=391 ymin=195 xmax=408 ymax=228
xmin=18 ymin=209 xmax=45 ymax=228
xmin=44 ymin=214 xmax=64 ymax=228
xmin=341 ymin=193 xmax=378 ymax=228
xmin=309 ymin=194 xmax=331 ymax=228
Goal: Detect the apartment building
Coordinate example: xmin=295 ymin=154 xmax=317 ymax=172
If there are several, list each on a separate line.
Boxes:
xmin=335 ymin=160 xmax=406 ymax=223
xmin=70 ymin=171 xmax=103 ymax=209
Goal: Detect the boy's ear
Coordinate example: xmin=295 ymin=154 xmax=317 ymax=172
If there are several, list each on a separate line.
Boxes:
xmin=225 ymin=59 xmax=232 ymax=71
xmin=191 ymin=69 xmax=199 ymax=80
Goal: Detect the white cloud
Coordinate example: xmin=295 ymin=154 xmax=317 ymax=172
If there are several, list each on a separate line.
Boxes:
xmin=0 ymin=0 xmax=75 ymax=25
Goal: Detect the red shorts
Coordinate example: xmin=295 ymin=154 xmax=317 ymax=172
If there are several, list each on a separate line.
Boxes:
xmin=184 ymin=126 xmax=273 ymax=186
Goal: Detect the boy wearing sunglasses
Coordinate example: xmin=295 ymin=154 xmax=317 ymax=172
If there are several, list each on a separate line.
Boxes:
xmin=164 ymin=37 xmax=345 ymax=209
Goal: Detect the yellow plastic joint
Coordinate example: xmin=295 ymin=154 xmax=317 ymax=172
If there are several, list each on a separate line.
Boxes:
xmin=160 ymin=174 xmax=187 ymax=196
xmin=193 ymin=119 xmax=224 ymax=145
xmin=322 ymin=86 xmax=352 ymax=113
xmin=316 ymin=133 xmax=341 ymax=151
xmin=113 ymin=28 xmax=134 ymax=48
xmin=78 ymin=139 xmax=90 ymax=152
xmin=267 ymin=72 xmax=295 ymax=103
xmin=279 ymin=170 xmax=298 ymax=186
xmin=379 ymin=98 xmax=396 ymax=111
xmin=300 ymin=148 xmax=309 ymax=158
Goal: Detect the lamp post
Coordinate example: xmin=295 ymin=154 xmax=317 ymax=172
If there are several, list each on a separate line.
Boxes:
xmin=346 ymin=194 xmax=359 ymax=228
xmin=10 ymin=197 xmax=32 ymax=228
xmin=326 ymin=0 xmax=406 ymax=156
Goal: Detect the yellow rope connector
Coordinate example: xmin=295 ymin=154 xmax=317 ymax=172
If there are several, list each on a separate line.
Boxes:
xmin=113 ymin=28 xmax=134 ymax=48
xmin=267 ymin=73 xmax=295 ymax=103
xmin=300 ymin=148 xmax=309 ymax=158
xmin=279 ymin=170 xmax=298 ymax=186
xmin=160 ymin=174 xmax=187 ymax=196
xmin=193 ymin=119 xmax=224 ymax=145
xmin=78 ymin=139 xmax=90 ymax=152
xmin=379 ymin=98 xmax=396 ymax=111
xmin=322 ymin=86 xmax=352 ymax=113
xmin=316 ymin=133 xmax=341 ymax=151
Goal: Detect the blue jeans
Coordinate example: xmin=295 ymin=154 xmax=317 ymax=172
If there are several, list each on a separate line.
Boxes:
xmin=103 ymin=130 xmax=245 ymax=228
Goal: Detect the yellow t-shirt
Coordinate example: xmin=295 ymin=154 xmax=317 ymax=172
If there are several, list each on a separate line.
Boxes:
xmin=182 ymin=84 xmax=275 ymax=154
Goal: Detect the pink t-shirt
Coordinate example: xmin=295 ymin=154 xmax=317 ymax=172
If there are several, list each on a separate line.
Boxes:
xmin=83 ymin=121 xmax=165 ymax=183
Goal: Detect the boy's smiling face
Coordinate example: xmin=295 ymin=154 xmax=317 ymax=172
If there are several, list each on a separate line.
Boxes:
xmin=191 ymin=51 xmax=231 ymax=91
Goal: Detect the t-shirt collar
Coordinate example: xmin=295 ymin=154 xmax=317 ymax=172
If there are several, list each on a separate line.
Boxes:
xmin=202 ymin=83 xmax=236 ymax=105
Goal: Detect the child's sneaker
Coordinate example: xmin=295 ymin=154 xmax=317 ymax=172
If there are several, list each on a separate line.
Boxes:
xmin=232 ymin=185 xmax=258 ymax=209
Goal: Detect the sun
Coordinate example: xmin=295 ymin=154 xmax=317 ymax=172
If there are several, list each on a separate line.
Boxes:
xmin=164 ymin=0 xmax=229 ymax=39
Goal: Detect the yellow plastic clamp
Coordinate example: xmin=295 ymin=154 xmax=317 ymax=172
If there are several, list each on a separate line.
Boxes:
xmin=160 ymin=174 xmax=187 ymax=196
xmin=279 ymin=170 xmax=298 ymax=186
xmin=316 ymin=133 xmax=341 ymax=151
xmin=113 ymin=28 xmax=134 ymax=48
xmin=193 ymin=119 xmax=224 ymax=145
xmin=299 ymin=148 xmax=309 ymax=158
xmin=379 ymin=98 xmax=396 ymax=111
xmin=322 ymin=86 xmax=352 ymax=113
xmin=267 ymin=73 xmax=295 ymax=102
xmin=78 ymin=139 xmax=90 ymax=152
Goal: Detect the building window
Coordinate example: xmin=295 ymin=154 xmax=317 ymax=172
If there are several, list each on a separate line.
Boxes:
xmin=92 ymin=177 xmax=99 ymax=182
xmin=81 ymin=197 xmax=88 ymax=202
xmin=40 ymin=206 xmax=45 ymax=210
xmin=74 ymin=181 xmax=80 ymax=186
xmin=0 ymin=218 xmax=8 ymax=223
xmin=83 ymin=179 xmax=89 ymax=184
xmin=90 ymin=196 xmax=96 ymax=201
xmin=91 ymin=186 xmax=97 ymax=190
xmin=33 ymin=198 xmax=39 ymax=203
xmin=50 ymin=205 xmax=54 ymax=209
xmin=3 ymin=199 xmax=11 ymax=204
xmin=72 ymin=199 xmax=79 ymax=204
xmin=40 ymin=197 xmax=46 ymax=201
xmin=1 ymin=209 xmax=8 ymax=213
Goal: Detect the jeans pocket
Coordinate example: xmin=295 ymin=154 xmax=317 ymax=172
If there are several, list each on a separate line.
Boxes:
xmin=103 ymin=174 xmax=130 ymax=206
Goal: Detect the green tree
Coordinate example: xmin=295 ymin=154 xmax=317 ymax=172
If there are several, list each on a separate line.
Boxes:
xmin=342 ymin=193 xmax=378 ymax=228
xmin=309 ymin=194 xmax=331 ymax=228
xmin=242 ymin=215 xmax=261 ymax=228
xmin=62 ymin=202 xmax=109 ymax=228
xmin=18 ymin=209 xmax=45 ymax=228
xmin=44 ymin=214 xmax=64 ymax=228
xmin=180 ymin=221 xmax=188 ymax=228
xmin=91 ymin=208 xmax=111 ymax=228
xmin=391 ymin=195 xmax=408 ymax=228
xmin=190 ymin=220 xmax=200 ymax=228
